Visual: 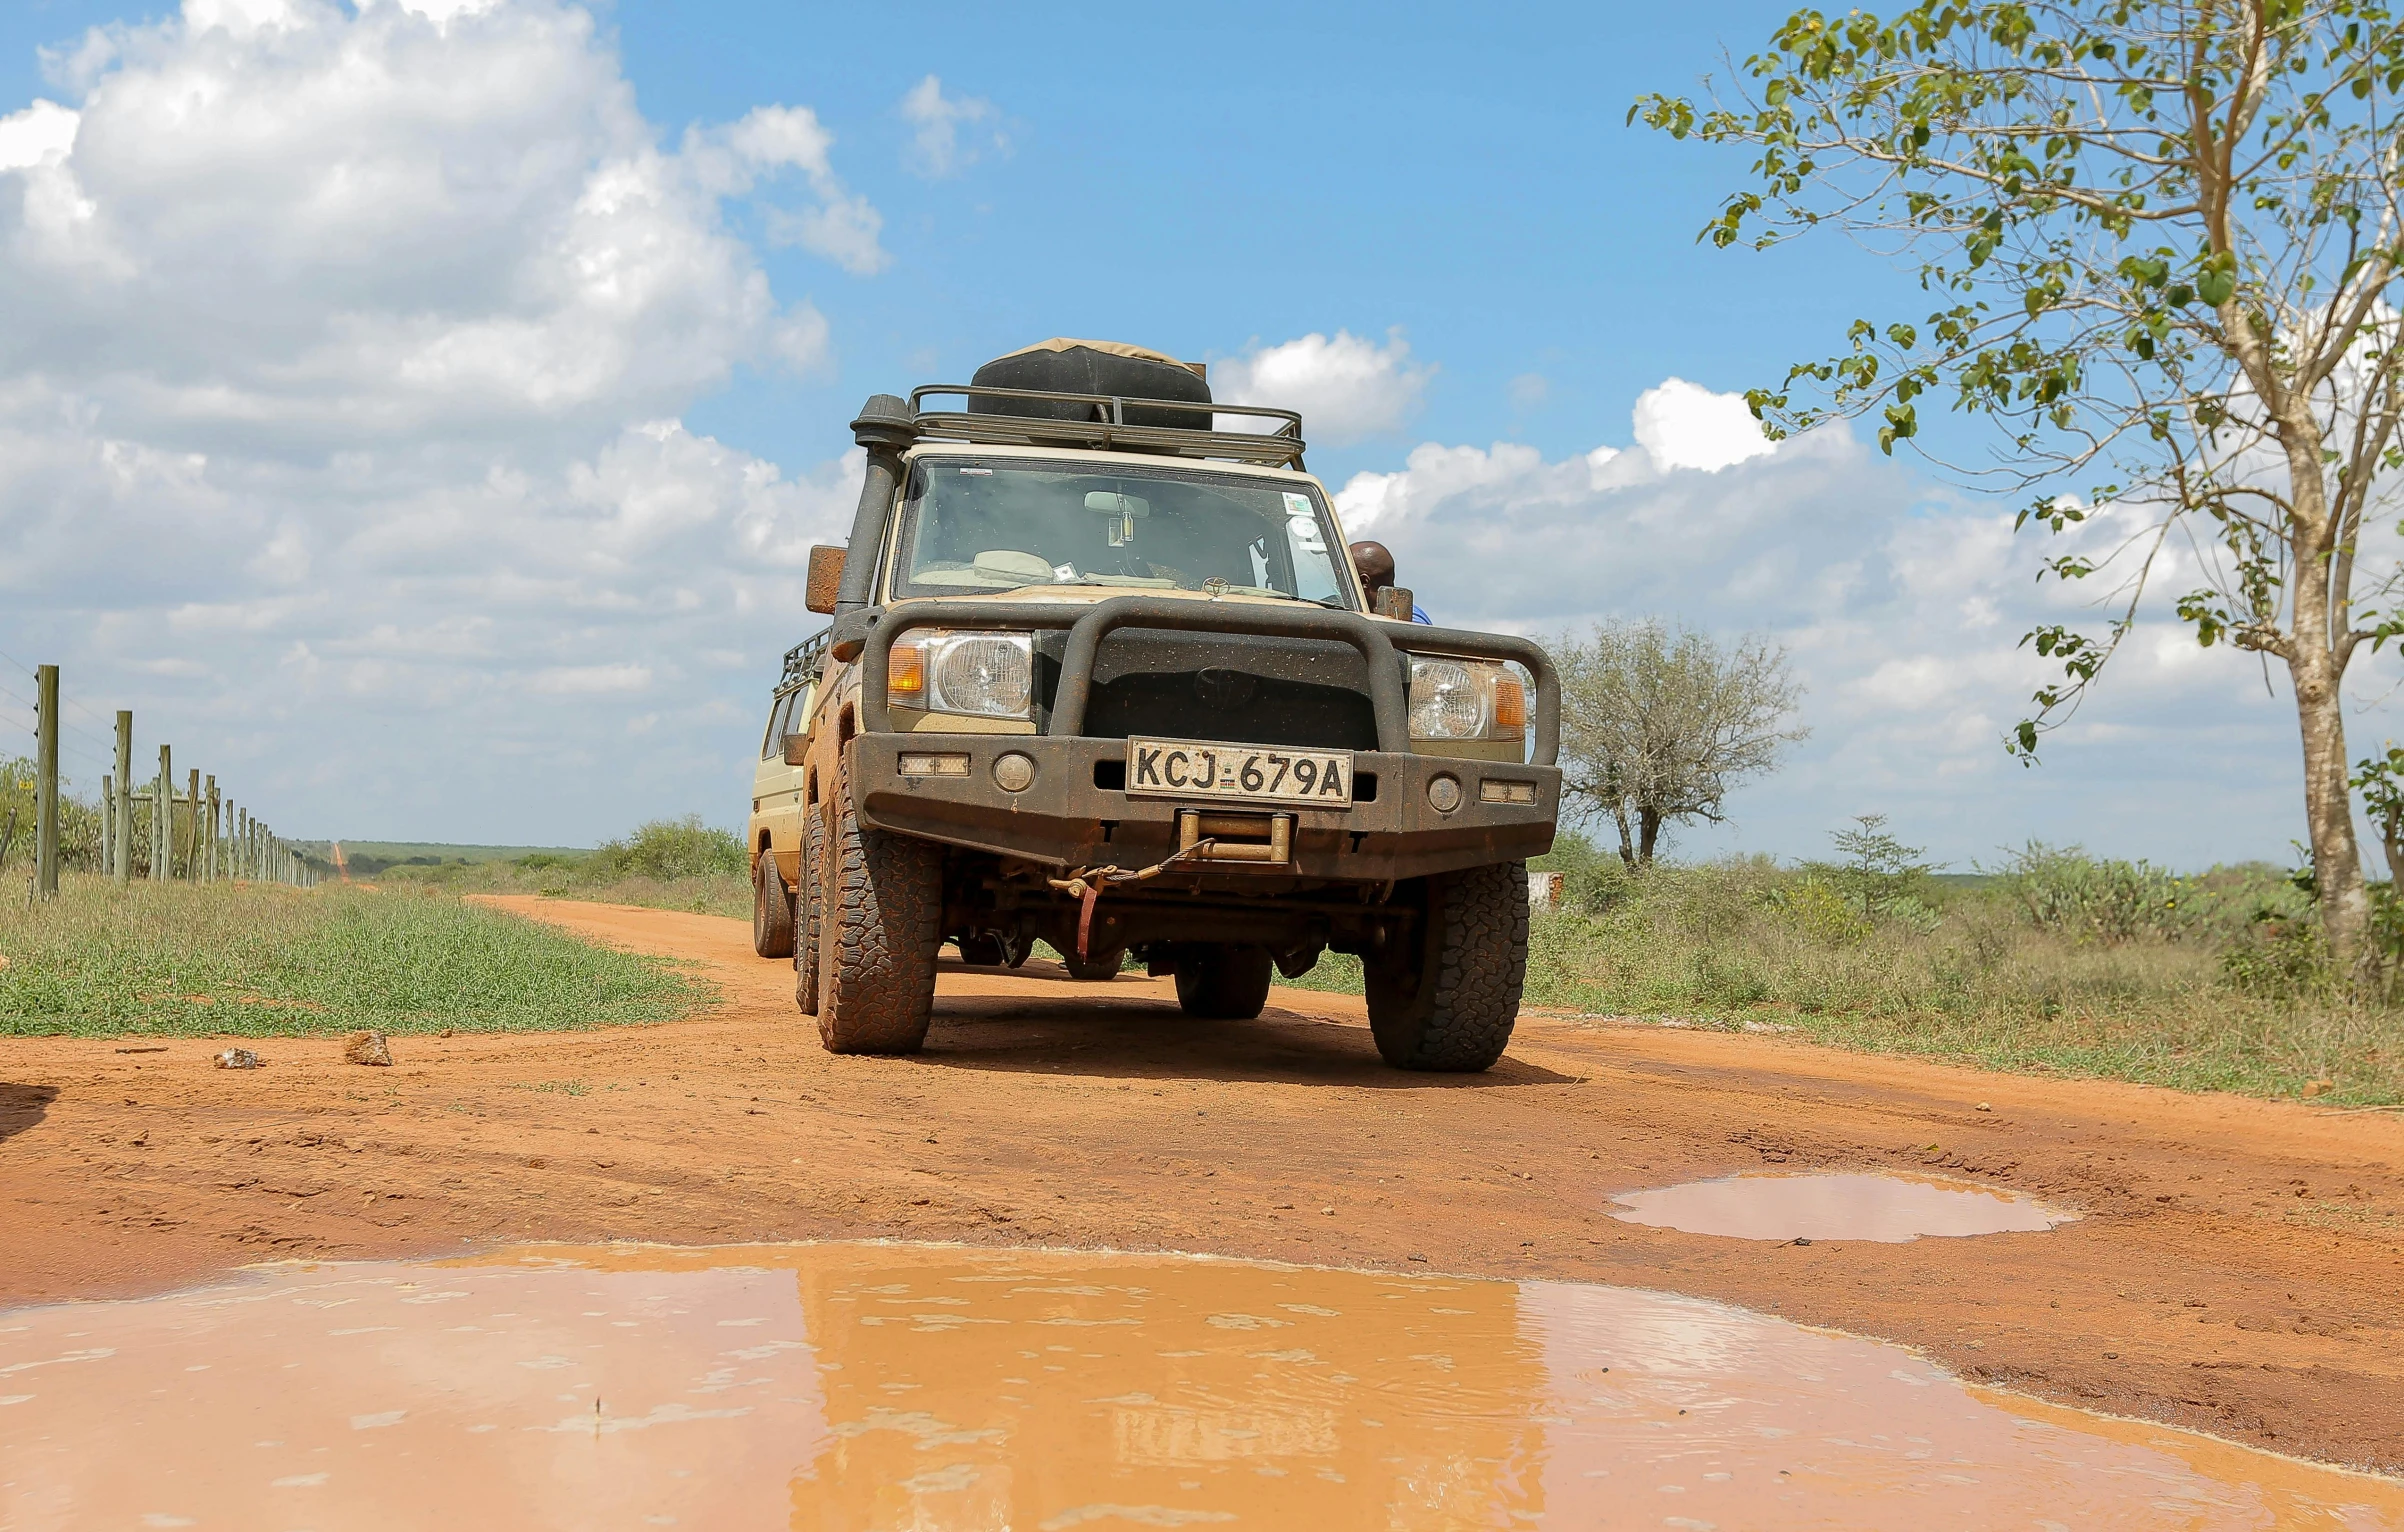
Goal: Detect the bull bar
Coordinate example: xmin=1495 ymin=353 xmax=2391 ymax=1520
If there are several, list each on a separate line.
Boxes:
xmin=856 ymin=594 xmax=1560 ymax=763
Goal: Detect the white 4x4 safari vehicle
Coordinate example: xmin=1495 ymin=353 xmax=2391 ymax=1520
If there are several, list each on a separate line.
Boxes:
xmin=752 ymin=339 xmax=1560 ymax=1071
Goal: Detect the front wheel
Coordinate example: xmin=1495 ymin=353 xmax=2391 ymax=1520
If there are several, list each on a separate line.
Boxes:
xmin=752 ymin=848 xmax=794 ymax=959
xmin=794 ymin=807 xmax=823 ymax=1015
xmin=816 ymin=771 xmax=942 ymax=1055
xmin=1174 ymin=944 xmax=1272 ymax=1020
xmin=1364 ymin=860 xmax=1527 ymax=1072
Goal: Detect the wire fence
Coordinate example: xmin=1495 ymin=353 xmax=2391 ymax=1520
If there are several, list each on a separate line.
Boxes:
xmin=3 ymin=660 xmax=319 ymax=897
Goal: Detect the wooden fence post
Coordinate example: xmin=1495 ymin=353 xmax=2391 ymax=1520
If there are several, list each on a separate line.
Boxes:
xmin=205 ymin=777 xmax=218 ymax=884
xmin=184 ymin=769 xmax=198 ymax=882
xmin=152 ymin=744 xmax=170 ymax=883
xmin=100 ymin=773 xmax=113 ymax=875
xmin=33 ymin=665 xmax=58 ymax=899
xmin=113 ymin=712 xmax=132 ymax=884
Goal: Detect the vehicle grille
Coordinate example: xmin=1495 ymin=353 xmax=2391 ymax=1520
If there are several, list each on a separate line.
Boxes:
xmin=1041 ymin=629 xmax=1380 ymax=750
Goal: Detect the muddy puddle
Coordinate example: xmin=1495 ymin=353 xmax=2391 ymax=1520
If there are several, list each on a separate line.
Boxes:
xmin=4 ymin=1241 xmax=2395 ymax=1529
xmin=1610 ymin=1170 xmax=2077 ymax=1243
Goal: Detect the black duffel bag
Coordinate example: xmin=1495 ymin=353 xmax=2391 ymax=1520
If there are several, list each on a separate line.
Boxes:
xmin=969 ymin=338 xmax=1211 ymax=430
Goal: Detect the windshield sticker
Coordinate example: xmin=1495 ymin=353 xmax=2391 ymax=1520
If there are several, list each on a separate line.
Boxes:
xmin=1283 ymin=492 xmax=1313 ymax=518
xmin=959 ymin=467 xmax=992 ymax=475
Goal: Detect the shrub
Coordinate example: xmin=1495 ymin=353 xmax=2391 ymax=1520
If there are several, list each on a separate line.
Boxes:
xmin=588 ymin=815 xmax=745 ymax=881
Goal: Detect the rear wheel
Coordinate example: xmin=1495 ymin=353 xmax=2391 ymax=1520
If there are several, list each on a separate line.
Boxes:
xmin=954 ymin=933 xmax=1006 ymax=966
xmin=794 ymin=807 xmax=823 ymax=1015
xmin=816 ymin=771 xmax=942 ymax=1055
xmin=1062 ymin=944 xmax=1127 ymax=982
xmin=1174 ymin=943 xmax=1272 ymax=1020
xmin=1364 ymin=860 xmax=1527 ymax=1072
xmin=752 ymin=848 xmax=794 ymax=959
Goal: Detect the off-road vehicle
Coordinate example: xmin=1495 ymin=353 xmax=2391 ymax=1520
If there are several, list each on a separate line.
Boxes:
xmin=759 ymin=338 xmax=1560 ymax=1071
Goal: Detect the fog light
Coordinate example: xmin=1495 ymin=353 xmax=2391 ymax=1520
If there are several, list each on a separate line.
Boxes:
xmin=1479 ymin=779 xmax=1537 ymax=805
xmin=899 ymin=752 xmax=970 ymax=778
xmin=993 ymin=752 xmax=1035 ymax=792
xmin=1426 ymin=774 xmax=1462 ymax=813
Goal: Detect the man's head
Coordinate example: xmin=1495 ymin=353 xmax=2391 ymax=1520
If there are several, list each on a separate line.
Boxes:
xmin=1349 ymin=540 xmax=1396 ymax=594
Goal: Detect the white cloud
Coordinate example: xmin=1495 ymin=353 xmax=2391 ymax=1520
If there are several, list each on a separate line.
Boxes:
xmin=0 ymin=0 xmax=874 ymax=841
xmin=1212 ymin=329 xmax=1432 ymax=446
xmin=0 ymin=99 xmax=77 ymax=170
xmin=899 ymin=74 xmax=1002 ymax=179
xmin=1631 ymin=376 xmax=1776 ymax=472
xmin=1331 ymin=377 xmax=2359 ymax=866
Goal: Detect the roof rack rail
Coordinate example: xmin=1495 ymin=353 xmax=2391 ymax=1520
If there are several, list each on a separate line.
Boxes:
xmin=780 ymin=627 xmax=830 ymax=688
xmin=907 ymin=384 xmax=1307 ymax=469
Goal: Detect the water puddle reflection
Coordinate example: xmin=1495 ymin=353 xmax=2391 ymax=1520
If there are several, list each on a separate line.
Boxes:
xmin=3 ymin=1241 xmax=2392 ymax=1529
xmin=1610 ymin=1170 xmax=2076 ymax=1243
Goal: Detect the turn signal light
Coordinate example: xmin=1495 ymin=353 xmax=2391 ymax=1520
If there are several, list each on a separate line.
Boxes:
xmin=888 ymin=643 xmax=925 ymax=698
xmin=1493 ymin=676 xmax=1526 ymax=740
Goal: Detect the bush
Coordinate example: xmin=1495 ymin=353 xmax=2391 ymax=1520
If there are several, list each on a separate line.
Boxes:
xmin=588 ymin=815 xmax=746 ymax=882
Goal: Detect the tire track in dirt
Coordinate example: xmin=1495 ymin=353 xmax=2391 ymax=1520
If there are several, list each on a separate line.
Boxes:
xmin=2 ymin=895 xmax=2400 ymax=1472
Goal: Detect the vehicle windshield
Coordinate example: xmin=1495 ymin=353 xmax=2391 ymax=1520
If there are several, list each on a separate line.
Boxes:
xmin=889 ymin=456 xmax=1355 ymax=608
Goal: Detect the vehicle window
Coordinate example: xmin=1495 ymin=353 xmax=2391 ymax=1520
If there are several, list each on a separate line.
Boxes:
xmin=889 ymin=458 xmax=1354 ymax=608
xmin=760 ymin=690 xmax=798 ymax=760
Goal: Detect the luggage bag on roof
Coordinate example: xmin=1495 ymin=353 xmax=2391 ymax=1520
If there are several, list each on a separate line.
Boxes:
xmin=968 ymin=338 xmax=1211 ymax=431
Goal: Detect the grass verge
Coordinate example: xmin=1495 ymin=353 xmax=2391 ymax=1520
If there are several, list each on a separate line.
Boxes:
xmin=0 ymin=876 xmax=709 ymax=1038
xmin=1280 ymin=853 xmax=2404 ymax=1107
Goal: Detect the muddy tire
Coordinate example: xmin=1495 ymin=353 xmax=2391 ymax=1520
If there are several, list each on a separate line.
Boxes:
xmin=1063 ymin=945 xmax=1127 ymax=982
xmin=1364 ymin=860 xmax=1526 ymax=1072
xmin=816 ymin=772 xmax=942 ymax=1055
xmin=794 ymin=807 xmax=823 ymax=1015
xmin=954 ymin=933 xmax=1006 ymax=966
xmin=1001 ymin=931 xmax=1033 ymax=969
xmin=752 ymin=849 xmax=795 ymax=959
xmin=1173 ymin=944 xmax=1272 ymax=1020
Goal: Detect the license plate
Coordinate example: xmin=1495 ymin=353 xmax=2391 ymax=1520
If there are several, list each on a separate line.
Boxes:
xmin=1124 ymin=737 xmax=1354 ymax=808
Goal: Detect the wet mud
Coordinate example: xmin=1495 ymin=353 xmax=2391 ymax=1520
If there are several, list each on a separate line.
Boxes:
xmin=1610 ymin=1170 xmax=2076 ymax=1242
xmin=6 ymin=1241 xmax=2399 ymax=1530
xmin=3 ymin=897 xmax=2402 ymax=1473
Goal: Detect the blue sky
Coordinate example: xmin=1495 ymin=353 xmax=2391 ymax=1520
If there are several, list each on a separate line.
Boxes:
xmin=0 ymin=0 xmax=2371 ymax=868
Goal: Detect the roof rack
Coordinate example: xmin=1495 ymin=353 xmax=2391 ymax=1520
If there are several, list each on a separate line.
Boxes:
xmin=780 ymin=628 xmax=830 ymax=689
xmin=907 ymin=384 xmax=1308 ymax=470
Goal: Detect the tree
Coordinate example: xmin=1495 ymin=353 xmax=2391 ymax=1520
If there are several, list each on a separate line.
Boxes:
xmin=1555 ymin=620 xmax=1807 ymax=866
xmin=2351 ymin=743 xmax=2404 ymax=883
xmin=1824 ymin=813 xmax=1938 ymax=918
xmin=1635 ymin=3 xmax=2404 ymax=976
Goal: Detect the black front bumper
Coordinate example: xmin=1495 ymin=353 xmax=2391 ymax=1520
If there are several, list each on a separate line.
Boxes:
xmin=852 ymin=733 xmax=1558 ymax=881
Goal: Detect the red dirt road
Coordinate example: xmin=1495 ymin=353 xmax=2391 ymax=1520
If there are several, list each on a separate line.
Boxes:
xmin=4 ymin=896 xmax=2401 ymax=1474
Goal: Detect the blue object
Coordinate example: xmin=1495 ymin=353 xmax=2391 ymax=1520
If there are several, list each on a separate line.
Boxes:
xmin=1412 ymin=604 xmax=1431 ymax=624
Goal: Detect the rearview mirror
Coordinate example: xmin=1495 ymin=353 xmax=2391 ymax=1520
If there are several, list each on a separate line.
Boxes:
xmin=783 ymin=732 xmax=807 ymax=766
xmin=1083 ymin=491 xmax=1150 ymax=518
xmin=806 ymin=545 xmax=845 ymax=614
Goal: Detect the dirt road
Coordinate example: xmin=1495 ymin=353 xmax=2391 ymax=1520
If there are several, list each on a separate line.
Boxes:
xmin=4 ymin=897 xmax=2401 ymax=1474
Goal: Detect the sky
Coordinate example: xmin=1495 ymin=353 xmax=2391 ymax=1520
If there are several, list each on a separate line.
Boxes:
xmin=0 ymin=0 xmax=2382 ymax=868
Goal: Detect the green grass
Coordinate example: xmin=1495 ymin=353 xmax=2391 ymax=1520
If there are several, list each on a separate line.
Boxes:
xmin=0 ymin=875 xmax=710 ymax=1038
xmin=1282 ymin=849 xmax=2404 ymax=1107
xmin=371 ymin=858 xmax=753 ymax=920
xmin=355 ymin=816 xmax=752 ymax=920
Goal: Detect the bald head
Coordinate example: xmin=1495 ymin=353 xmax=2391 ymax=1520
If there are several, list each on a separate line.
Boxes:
xmin=1349 ymin=540 xmax=1396 ymax=594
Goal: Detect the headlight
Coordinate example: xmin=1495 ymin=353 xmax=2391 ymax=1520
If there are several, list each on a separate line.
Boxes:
xmin=890 ymin=630 xmax=1033 ymax=719
xmin=1408 ymin=657 xmax=1526 ymax=743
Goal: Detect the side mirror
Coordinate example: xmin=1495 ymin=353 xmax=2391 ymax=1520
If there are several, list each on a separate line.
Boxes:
xmin=806 ymin=545 xmax=846 ymax=614
xmin=783 ymin=732 xmax=808 ymax=766
xmin=1371 ymin=586 xmax=1415 ymax=621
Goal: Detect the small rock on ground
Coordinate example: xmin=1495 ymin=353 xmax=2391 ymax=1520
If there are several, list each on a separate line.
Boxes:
xmin=213 ymin=1048 xmax=259 ymax=1070
xmin=343 ymin=1031 xmax=393 ymax=1067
